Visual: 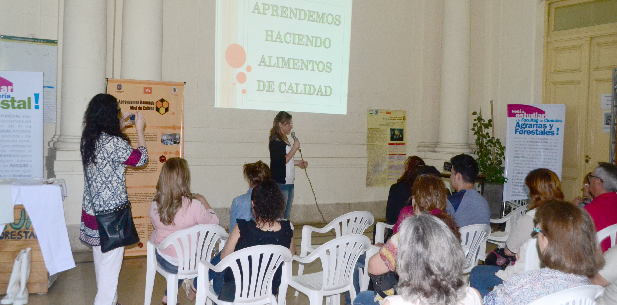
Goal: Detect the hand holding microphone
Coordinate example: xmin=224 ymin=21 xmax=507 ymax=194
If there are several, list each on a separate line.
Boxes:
xmin=291 ymin=132 xmax=308 ymax=169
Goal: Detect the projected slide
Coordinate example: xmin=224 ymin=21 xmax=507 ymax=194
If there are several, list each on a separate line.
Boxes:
xmin=215 ymin=0 xmax=352 ymax=114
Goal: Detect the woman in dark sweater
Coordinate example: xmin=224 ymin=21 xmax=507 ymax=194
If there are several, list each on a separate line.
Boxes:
xmin=385 ymin=156 xmax=425 ymax=224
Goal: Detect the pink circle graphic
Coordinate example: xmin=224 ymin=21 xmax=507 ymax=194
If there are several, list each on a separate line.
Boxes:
xmin=236 ymin=72 xmax=247 ymax=84
xmin=246 ymin=65 xmax=252 ymax=72
xmin=242 ymin=89 xmax=247 ymax=94
xmin=225 ymin=44 xmax=246 ymax=69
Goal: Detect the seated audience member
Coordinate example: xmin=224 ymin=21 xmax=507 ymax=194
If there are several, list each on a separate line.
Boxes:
xmin=149 ymin=158 xmax=220 ymax=304
xmin=445 ymin=154 xmax=490 ymax=227
xmin=229 ymin=160 xmax=270 ymax=231
xmin=385 ymin=156 xmax=425 ymax=225
xmin=483 ymin=200 xmax=604 ymax=305
xmin=381 ymin=215 xmax=482 ymax=305
xmin=591 ymin=246 xmax=617 ymax=305
xmin=584 ymin=162 xmax=617 ymax=252
xmin=573 ymin=172 xmax=593 ymax=207
xmin=214 ymin=179 xmax=295 ymax=301
xmin=354 ymin=176 xmax=460 ymax=305
xmin=470 ymin=168 xmax=564 ymax=297
xmin=392 ymin=167 xmax=448 ymax=233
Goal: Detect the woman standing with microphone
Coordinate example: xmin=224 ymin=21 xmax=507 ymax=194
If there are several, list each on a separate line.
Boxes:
xmin=269 ymin=111 xmax=308 ymax=220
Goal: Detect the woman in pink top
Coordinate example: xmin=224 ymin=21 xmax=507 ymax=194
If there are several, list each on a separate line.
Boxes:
xmin=150 ymin=158 xmax=219 ymax=304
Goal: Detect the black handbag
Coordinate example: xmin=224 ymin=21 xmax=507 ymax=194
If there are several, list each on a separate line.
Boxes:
xmin=369 ymin=271 xmax=399 ymax=298
xmin=95 ymin=202 xmax=140 ymax=253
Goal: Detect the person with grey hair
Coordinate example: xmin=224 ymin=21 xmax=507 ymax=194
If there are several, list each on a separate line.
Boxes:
xmin=382 ymin=214 xmax=481 ymax=305
xmin=585 ymin=162 xmax=617 ymax=252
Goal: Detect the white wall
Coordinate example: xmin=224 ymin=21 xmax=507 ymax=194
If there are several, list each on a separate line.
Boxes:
xmin=0 ymin=0 xmax=546 ymax=227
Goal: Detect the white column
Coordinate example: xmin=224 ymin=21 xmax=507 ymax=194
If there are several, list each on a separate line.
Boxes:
xmin=121 ymin=0 xmax=163 ymax=81
xmin=48 ymin=0 xmax=107 ymax=237
xmin=437 ymin=0 xmax=471 ymax=154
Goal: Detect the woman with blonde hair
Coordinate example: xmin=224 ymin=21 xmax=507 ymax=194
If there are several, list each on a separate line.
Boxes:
xmin=471 ymin=168 xmax=564 ymax=297
xmin=149 ymin=157 xmax=219 ymax=304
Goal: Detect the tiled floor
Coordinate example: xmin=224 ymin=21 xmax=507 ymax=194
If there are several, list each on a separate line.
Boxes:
xmin=11 ymin=223 xmax=371 ymax=305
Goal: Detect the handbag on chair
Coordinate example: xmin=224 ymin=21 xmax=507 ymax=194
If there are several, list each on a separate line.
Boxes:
xmin=95 ymin=201 xmax=140 ymax=253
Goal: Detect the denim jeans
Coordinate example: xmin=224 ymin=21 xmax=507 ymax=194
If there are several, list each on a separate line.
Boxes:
xmin=155 ymin=251 xmax=197 ymax=295
xmin=469 ymin=265 xmax=503 ymax=297
xmin=278 ymin=183 xmax=294 ymax=220
xmin=353 ymin=291 xmax=378 ymax=305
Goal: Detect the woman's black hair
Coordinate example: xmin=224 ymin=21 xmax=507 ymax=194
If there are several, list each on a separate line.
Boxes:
xmin=80 ymin=94 xmax=129 ymax=167
xmin=251 ymin=179 xmax=285 ymax=225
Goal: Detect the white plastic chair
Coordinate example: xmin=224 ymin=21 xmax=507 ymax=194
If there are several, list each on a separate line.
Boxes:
xmin=287 ymin=235 xmax=371 ymax=305
xmin=297 ymin=211 xmax=374 ymax=290
xmin=523 ymin=238 xmax=541 ymax=272
xmin=144 ymin=224 xmax=229 ymax=305
xmin=527 ymin=285 xmax=603 ymax=305
xmin=486 ymin=204 xmax=527 ymax=248
xmin=459 ymin=224 xmax=491 ymax=273
xmin=359 ymin=222 xmax=393 ymax=291
xmin=195 ymin=245 xmax=292 ymax=305
xmin=597 ymin=223 xmax=617 ymax=248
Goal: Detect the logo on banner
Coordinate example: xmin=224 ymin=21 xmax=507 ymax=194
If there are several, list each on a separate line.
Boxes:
xmin=172 ymin=87 xmax=177 ymax=94
xmin=117 ymin=84 xmax=122 ymax=90
xmin=0 ymin=77 xmax=14 ymax=94
xmin=156 ymin=98 xmax=169 ymax=115
xmin=0 ymin=77 xmax=40 ymax=110
xmin=144 ymin=87 xmax=153 ymax=94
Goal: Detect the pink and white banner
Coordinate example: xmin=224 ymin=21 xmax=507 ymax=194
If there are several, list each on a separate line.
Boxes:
xmin=503 ymin=104 xmax=565 ymax=201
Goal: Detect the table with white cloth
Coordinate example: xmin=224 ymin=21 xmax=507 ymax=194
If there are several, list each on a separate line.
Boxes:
xmin=0 ymin=178 xmax=75 ymax=294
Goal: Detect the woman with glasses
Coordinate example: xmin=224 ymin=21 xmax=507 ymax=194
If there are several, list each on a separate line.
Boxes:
xmin=470 ymin=168 xmax=564 ymax=297
xmin=484 ymin=200 xmax=604 ymax=304
xmin=268 ymin=111 xmax=307 ymax=220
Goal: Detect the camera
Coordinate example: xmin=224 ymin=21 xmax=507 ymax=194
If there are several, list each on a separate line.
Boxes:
xmin=129 ymin=114 xmax=135 ymax=122
xmin=443 ymin=162 xmax=452 ymax=172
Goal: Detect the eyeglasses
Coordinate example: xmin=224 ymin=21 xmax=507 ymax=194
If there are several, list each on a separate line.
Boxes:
xmin=589 ymin=174 xmax=603 ymax=182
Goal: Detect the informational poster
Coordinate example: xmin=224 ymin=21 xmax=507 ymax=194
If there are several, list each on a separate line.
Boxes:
xmin=107 ymin=79 xmax=184 ymax=256
xmin=503 ymin=104 xmax=565 ymax=201
xmin=214 ymin=0 xmax=353 ymax=114
xmin=0 ymin=71 xmax=43 ymax=179
xmin=366 ymin=109 xmax=407 ymax=187
xmin=0 ymin=36 xmax=58 ymax=123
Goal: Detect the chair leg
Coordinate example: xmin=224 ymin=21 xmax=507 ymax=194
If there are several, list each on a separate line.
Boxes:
xmin=166 ymin=276 xmax=179 ymax=305
xmin=295 ymin=263 xmax=305 ymax=297
xmin=144 ymin=247 xmax=156 ymax=305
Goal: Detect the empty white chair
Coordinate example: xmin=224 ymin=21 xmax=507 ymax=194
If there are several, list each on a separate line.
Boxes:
xmin=597 ymin=223 xmax=617 ymax=249
xmin=527 ymin=285 xmax=603 ymax=305
xmin=523 ymin=238 xmax=541 ymax=272
xmin=287 ymin=235 xmax=371 ymax=305
xmin=359 ymin=222 xmax=393 ymax=291
xmin=297 ymin=211 xmax=374 ymax=287
xmin=144 ymin=224 xmax=229 ymax=305
xmin=460 ymin=224 xmax=491 ymax=273
xmin=486 ymin=204 xmax=527 ymax=248
xmin=373 ymin=222 xmax=394 ymax=245
xmin=195 ymin=245 xmax=292 ymax=305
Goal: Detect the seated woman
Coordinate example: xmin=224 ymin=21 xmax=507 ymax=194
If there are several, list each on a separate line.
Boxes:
xmin=229 ymin=160 xmax=270 ymax=231
xmin=391 ymin=166 xmax=442 ymax=233
xmin=215 ymin=179 xmax=295 ymax=301
xmin=385 ymin=156 xmax=425 ymax=225
xmin=483 ymin=200 xmax=604 ymax=304
xmin=149 ymin=158 xmax=220 ymax=304
xmin=355 ymin=175 xmax=459 ymax=305
xmin=382 ymin=214 xmax=482 ymax=305
xmin=471 ymin=168 xmax=564 ymax=297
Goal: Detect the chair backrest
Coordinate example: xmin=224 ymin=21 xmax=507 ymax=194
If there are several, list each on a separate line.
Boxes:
xmin=524 ymin=238 xmax=541 ymax=272
xmin=157 ymin=224 xmax=228 ymax=277
xmin=323 ymin=211 xmax=375 ymax=238
xmin=504 ymin=205 xmax=528 ymax=233
xmin=597 ymin=223 xmax=617 ymax=249
xmin=460 ymin=224 xmax=491 ymax=273
xmin=216 ymin=245 xmax=292 ymax=303
xmin=313 ymin=235 xmax=371 ymax=292
xmin=527 ymin=285 xmax=603 ymax=305
xmin=374 ymin=222 xmax=394 ymax=244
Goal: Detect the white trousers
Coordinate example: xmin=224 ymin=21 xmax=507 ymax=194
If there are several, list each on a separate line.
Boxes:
xmin=93 ymin=246 xmax=124 ymax=305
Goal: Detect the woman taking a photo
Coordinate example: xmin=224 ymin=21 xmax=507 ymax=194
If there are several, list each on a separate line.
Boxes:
xmin=80 ymin=93 xmax=148 ymax=305
xmin=484 ymin=200 xmax=604 ymax=304
xmin=470 ymin=168 xmax=564 ymax=297
xmin=269 ymin=111 xmax=307 ymax=219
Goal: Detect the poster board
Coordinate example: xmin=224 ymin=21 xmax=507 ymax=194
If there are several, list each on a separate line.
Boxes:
xmin=0 ymin=71 xmax=44 ymax=179
xmin=0 ymin=36 xmax=57 ymax=123
xmin=503 ymin=104 xmax=565 ymax=201
xmin=366 ymin=109 xmax=407 ymax=187
xmin=107 ymin=79 xmax=184 ymax=256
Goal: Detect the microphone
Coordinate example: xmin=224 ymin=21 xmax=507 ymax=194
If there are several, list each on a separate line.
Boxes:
xmin=291 ymin=131 xmax=297 ymax=141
